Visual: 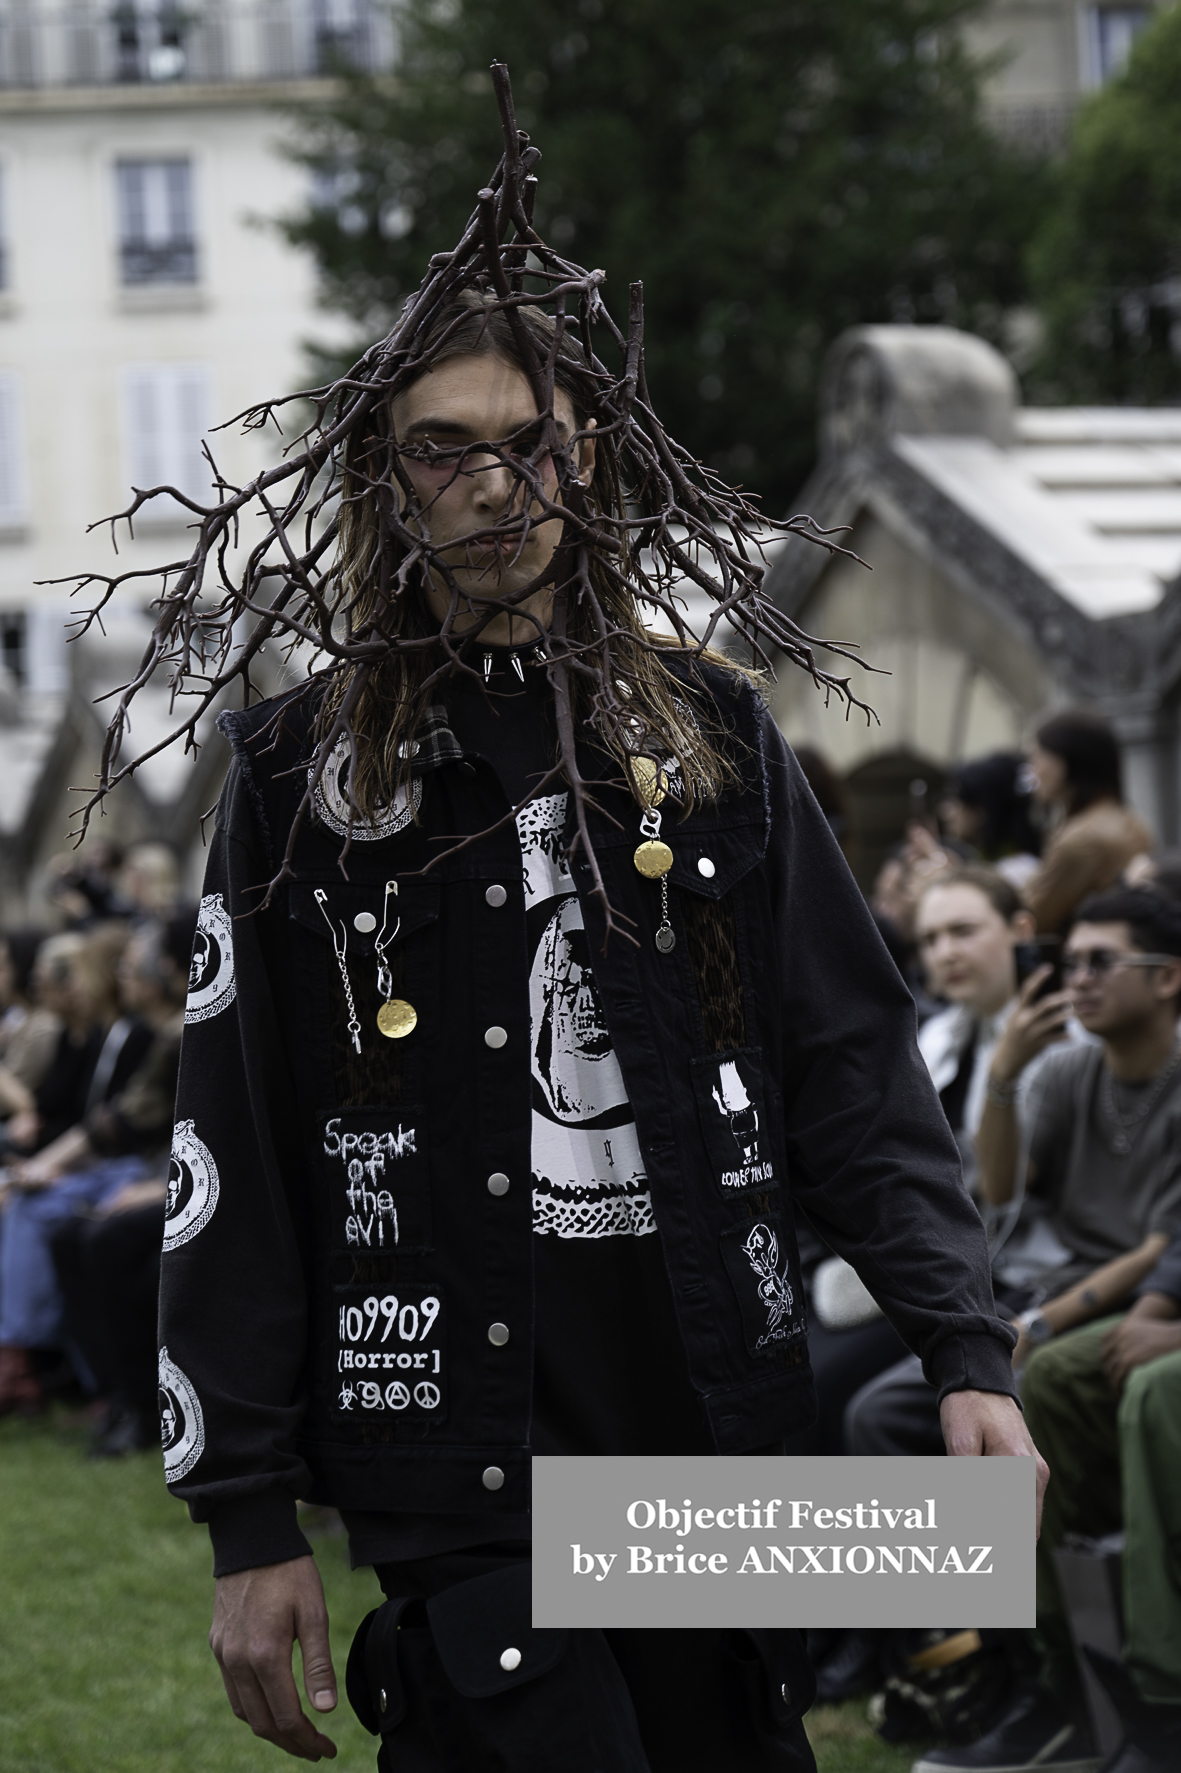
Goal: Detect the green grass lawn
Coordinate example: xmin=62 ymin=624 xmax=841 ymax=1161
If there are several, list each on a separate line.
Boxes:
xmin=0 ymin=1409 xmax=918 ymax=1773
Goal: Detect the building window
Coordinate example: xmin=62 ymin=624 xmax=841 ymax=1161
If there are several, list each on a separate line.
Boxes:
xmin=0 ymin=374 xmax=28 ymax=527
xmin=112 ymin=2 xmax=190 ymax=84
xmin=1085 ymin=6 xmax=1151 ymax=85
xmin=121 ymin=364 xmax=211 ymax=508
xmin=116 ymin=159 xmax=197 ymax=284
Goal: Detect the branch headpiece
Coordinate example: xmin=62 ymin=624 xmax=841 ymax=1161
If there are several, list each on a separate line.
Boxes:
xmin=63 ymin=65 xmax=870 ymax=938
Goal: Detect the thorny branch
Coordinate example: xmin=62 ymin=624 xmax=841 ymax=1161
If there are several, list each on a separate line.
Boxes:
xmin=53 ymin=63 xmax=875 ymax=939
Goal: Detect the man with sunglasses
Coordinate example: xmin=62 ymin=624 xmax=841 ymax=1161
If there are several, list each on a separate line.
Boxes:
xmin=916 ymin=886 xmax=1181 ymax=1773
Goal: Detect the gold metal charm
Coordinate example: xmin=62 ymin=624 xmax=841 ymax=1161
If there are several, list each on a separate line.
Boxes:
xmin=629 ymin=756 xmax=667 ymax=809
xmin=377 ymin=999 xmax=418 ymax=1039
xmin=634 ymin=839 xmax=673 ymax=879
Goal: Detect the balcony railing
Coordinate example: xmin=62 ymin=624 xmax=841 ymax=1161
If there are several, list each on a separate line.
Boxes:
xmin=0 ymin=0 xmax=395 ymax=90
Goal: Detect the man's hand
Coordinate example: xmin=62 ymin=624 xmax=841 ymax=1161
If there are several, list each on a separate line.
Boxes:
xmin=1100 ymin=1317 xmax=1181 ymax=1393
xmin=210 ymin=1556 xmax=338 ymax=1761
xmin=939 ymin=1390 xmax=1050 ymax=1539
xmin=989 ymin=968 xmax=1072 ymax=1085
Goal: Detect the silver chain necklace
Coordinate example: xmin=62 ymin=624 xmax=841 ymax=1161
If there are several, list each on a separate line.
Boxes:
xmin=1099 ymin=1040 xmax=1181 ymax=1156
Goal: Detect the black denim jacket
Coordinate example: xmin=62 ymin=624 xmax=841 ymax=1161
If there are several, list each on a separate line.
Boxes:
xmin=158 ymin=662 xmax=1017 ymax=1571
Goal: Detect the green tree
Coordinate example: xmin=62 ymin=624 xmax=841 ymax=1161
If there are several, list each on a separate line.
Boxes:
xmin=1029 ymin=5 xmax=1181 ymax=405
xmin=279 ymin=0 xmax=1045 ymax=502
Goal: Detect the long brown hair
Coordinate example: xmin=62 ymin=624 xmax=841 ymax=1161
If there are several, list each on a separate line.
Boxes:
xmin=323 ymin=291 xmax=747 ymax=818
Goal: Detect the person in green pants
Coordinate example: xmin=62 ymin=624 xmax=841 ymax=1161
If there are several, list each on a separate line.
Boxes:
xmin=1022 ymin=1232 xmax=1181 ymax=1772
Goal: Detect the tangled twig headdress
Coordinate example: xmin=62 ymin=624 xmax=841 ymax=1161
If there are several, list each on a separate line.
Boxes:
xmin=63 ymin=65 xmax=870 ymax=941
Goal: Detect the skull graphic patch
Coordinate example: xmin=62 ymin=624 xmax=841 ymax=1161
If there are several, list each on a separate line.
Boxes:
xmin=691 ymin=1048 xmax=775 ymax=1192
xmin=158 ymin=1346 xmax=205 ymax=1480
xmin=720 ymin=1216 xmax=806 ymax=1357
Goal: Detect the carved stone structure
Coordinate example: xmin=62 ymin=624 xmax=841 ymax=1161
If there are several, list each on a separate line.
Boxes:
xmin=766 ymin=325 xmax=1181 ymax=883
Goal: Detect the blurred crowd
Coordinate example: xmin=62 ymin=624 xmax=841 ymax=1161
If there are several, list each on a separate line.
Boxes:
xmin=0 ymin=841 xmax=196 ymax=1455
xmin=797 ymin=710 xmax=1181 ymax=1772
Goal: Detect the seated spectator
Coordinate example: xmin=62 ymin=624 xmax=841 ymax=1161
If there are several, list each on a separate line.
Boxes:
xmin=0 ymin=929 xmax=59 ymax=1121
xmin=870 ymin=844 xmax=944 ymax=1023
xmin=897 ymin=886 xmax=1181 ymax=1772
xmin=938 ymin=752 xmax=1042 ymax=891
xmin=43 ymin=842 xmax=129 ymax=929
xmin=915 ymin=867 xmax=1045 ymax=1199
xmin=1016 ymin=1233 xmax=1181 ymax=1773
xmin=0 ymin=915 xmax=193 ymax=1417
xmin=51 ymin=1168 xmax=169 ymax=1456
xmin=804 ymin=868 xmax=1054 ymax=1708
xmin=118 ymin=842 xmax=180 ymax=922
xmin=1 ymin=930 xmax=149 ymax=1156
xmin=1024 ymin=711 xmax=1152 ymax=934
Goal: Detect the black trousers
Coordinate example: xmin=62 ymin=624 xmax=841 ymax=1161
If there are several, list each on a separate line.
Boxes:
xmin=349 ymin=1545 xmax=818 ymax=1773
xmin=50 ymin=1202 xmax=163 ymax=1413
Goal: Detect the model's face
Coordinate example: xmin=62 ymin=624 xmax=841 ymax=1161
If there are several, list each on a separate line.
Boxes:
xmin=1027 ymin=742 xmax=1067 ymax=807
xmin=916 ymin=883 xmax=1022 ymax=1015
xmin=1063 ymin=920 xmax=1181 ymax=1035
xmin=390 ymin=352 xmax=594 ymax=642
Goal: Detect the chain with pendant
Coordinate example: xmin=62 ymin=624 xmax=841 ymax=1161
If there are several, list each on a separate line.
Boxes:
xmin=630 ymin=758 xmax=676 ymax=954
xmin=374 ymin=878 xmax=417 ymax=1039
xmin=1099 ymin=1038 xmax=1181 ymax=1155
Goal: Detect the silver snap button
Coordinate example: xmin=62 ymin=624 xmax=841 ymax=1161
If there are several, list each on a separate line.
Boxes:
xmin=488 ymin=1322 xmax=510 ymax=1346
xmin=484 ymin=1026 xmax=507 ymax=1049
xmin=485 ymin=884 xmax=507 ymax=908
xmin=487 ymin=1172 xmax=510 ymax=1196
xmin=380 ymin=1687 xmax=388 ymax=1712
xmin=500 ymin=1648 xmax=522 ymax=1672
xmin=482 ymin=1465 xmax=505 ymax=1490
xmin=697 ymin=857 xmax=716 ymax=879
xmin=781 ymin=1682 xmax=790 ymax=1703
xmin=353 ymin=912 xmax=377 ymax=933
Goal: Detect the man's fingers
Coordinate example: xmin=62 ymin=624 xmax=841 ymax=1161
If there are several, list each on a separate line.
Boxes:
xmin=254 ymin=1645 xmax=338 ymax=1759
xmin=234 ymin=1652 xmax=337 ymax=1760
xmin=296 ymin=1593 xmax=338 ymax=1714
xmin=214 ymin=1653 xmax=249 ymax=1723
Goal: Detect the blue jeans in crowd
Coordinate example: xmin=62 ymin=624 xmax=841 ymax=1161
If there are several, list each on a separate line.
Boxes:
xmin=0 ymin=1157 xmax=150 ymax=1348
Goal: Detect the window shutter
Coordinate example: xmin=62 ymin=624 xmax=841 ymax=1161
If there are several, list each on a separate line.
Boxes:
xmin=121 ymin=364 xmax=211 ymax=507
xmin=0 ymin=374 xmax=28 ymax=526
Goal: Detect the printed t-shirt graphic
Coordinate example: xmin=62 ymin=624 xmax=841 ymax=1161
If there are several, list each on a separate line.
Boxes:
xmin=518 ymin=793 xmax=654 ymax=1238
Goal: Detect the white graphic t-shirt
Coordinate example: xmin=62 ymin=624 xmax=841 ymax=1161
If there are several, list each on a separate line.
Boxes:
xmin=517 ymin=793 xmax=655 ymax=1239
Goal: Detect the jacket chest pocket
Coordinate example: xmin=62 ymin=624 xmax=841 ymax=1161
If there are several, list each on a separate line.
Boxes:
xmin=288 ymin=878 xmax=440 ymax=962
xmin=289 ymin=878 xmax=440 ymax=1102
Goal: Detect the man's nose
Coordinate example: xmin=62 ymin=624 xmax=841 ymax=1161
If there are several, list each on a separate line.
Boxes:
xmin=470 ymin=455 xmax=519 ymax=510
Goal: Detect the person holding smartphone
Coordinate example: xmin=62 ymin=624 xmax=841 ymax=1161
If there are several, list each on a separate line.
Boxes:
xmin=913 ymin=885 xmax=1181 ymax=1773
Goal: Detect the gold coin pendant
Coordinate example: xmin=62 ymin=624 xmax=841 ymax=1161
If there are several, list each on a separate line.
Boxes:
xmin=377 ymin=999 xmax=418 ymax=1039
xmin=633 ymin=840 xmax=673 ymax=880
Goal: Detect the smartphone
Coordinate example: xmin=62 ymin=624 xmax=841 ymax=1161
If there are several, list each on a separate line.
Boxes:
xmin=1014 ymin=936 xmax=1063 ymax=999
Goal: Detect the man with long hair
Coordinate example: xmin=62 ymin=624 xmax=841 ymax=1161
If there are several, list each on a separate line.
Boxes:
xmin=73 ymin=72 xmax=1045 ymax=1773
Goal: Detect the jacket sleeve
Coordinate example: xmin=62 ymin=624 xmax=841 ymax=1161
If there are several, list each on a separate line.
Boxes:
xmin=761 ymin=710 xmax=1019 ymax=1405
xmin=158 ymin=756 xmax=315 ymax=1576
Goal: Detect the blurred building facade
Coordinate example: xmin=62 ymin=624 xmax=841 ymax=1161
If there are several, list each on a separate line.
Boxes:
xmin=0 ymin=0 xmax=1165 ymax=917
xmin=767 ymin=325 xmax=1181 ymax=885
xmin=970 ymin=0 xmax=1164 ymax=148
xmin=0 ymin=0 xmax=389 ymax=914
